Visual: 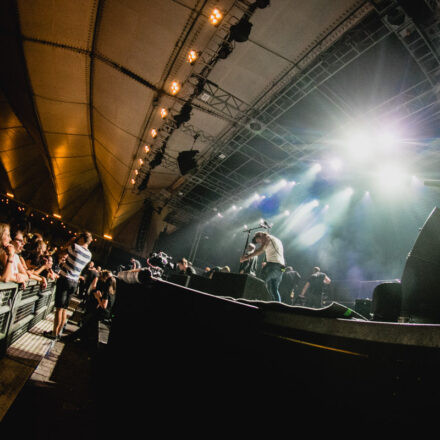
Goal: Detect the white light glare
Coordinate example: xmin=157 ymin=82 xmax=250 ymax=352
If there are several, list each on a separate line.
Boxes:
xmin=311 ymin=163 xmax=322 ymax=173
xmin=377 ymin=164 xmax=407 ymax=191
xmin=284 ymin=210 xmax=290 ymax=216
xmin=330 ymin=158 xmax=343 ymax=171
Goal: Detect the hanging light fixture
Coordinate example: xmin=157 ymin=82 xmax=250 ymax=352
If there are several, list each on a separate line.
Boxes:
xmin=187 ymin=50 xmax=199 ymax=64
xmin=170 ymin=81 xmax=180 ymax=95
xmin=210 ymin=7 xmax=223 ymax=26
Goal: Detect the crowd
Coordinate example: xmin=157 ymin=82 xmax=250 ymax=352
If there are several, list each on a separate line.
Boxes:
xmin=0 ymin=220 xmax=119 ymax=344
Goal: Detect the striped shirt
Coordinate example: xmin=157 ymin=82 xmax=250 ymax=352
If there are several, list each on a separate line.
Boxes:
xmin=60 ymin=243 xmax=91 ymax=282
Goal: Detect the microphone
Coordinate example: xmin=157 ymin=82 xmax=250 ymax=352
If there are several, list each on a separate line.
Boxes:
xmin=260 ymin=219 xmax=272 ymax=229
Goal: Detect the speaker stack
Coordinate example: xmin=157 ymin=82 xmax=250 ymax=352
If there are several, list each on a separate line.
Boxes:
xmin=401 ymin=207 xmax=440 ymax=323
xmin=209 ymin=272 xmax=271 ymax=301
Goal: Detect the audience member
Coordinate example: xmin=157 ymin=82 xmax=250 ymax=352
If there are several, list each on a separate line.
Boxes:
xmin=177 ymin=258 xmax=196 ymax=275
xmin=61 ymin=270 xmax=116 ymax=344
xmin=0 ymin=223 xmax=27 ymax=284
xmin=129 ymin=257 xmax=141 ymax=269
xmin=44 ymin=231 xmax=93 ymax=340
xmin=78 ymin=261 xmax=99 ymax=299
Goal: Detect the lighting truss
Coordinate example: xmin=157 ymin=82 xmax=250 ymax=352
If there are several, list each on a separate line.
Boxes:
xmin=159 ymin=1 xmax=440 ymax=226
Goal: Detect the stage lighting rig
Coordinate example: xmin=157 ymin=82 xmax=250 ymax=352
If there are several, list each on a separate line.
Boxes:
xmin=217 ymin=40 xmax=234 ymax=59
xmin=230 ymin=16 xmax=253 ymax=42
xmin=255 ymin=0 xmax=270 ymax=8
xmin=138 ymin=172 xmax=151 ymax=191
xmin=174 ymin=102 xmax=193 ymax=128
xmin=150 ymin=149 xmax=165 ymax=169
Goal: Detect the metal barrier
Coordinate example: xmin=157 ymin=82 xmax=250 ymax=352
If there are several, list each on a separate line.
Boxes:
xmin=0 ymin=280 xmax=57 ymax=356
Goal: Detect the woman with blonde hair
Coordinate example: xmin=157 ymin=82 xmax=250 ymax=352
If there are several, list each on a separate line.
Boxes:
xmin=0 ymin=223 xmax=27 ymax=284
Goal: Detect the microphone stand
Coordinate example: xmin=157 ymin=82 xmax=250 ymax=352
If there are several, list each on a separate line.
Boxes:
xmin=242 ymin=225 xmax=266 ymax=256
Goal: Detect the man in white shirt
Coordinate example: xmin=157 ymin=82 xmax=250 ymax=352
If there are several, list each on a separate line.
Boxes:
xmin=240 ymin=231 xmax=285 ymax=302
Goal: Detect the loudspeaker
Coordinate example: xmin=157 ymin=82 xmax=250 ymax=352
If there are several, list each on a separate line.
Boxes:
xmin=177 ymin=150 xmax=198 ymax=175
xmin=371 ymin=282 xmax=402 ymax=322
xmin=167 ymin=274 xmax=190 ymax=287
xmin=401 ymin=207 xmax=440 ymax=322
xmin=210 ymin=272 xmax=271 ymax=301
xmin=354 ymin=299 xmax=372 ymax=320
xmin=187 ymin=274 xmax=216 ymax=294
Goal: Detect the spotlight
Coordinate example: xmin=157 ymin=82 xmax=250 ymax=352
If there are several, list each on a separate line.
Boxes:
xmin=284 ymin=210 xmax=290 ymax=216
xmin=160 ymin=108 xmax=168 ymax=119
xmin=191 ymin=75 xmax=206 ymax=97
xmin=170 ymin=81 xmax=180 ymax=95
xmin=6 ymin=192 xmax=14 ymax=198
xmin=230 ymin=17 xmax=253 ymax=42
xmin=386 ymin=7 xmax=406 ymax=26
xmin=134 ymin=169 xmax=139 ymax=175
xmin=177 ymin=150 xmax=198 ymax=175
xmin=103 ymin=234 xmax=113 ymax=240
xmin=131 ymin=178 xmax=135 ymax=185
xmin=217 ymin=212 xmax=223 ymax=218
xmin=311 ymin=200 xmax=319 ymax=207
xmin=151 ymin=129 xmax=158 ymax=138
xmin=139 ymin=158 xmax=144 ymax=165
xmin=217 ymin=40 xmax=233 ymax=59
xmin=210 ymin=7 xmax=223 ymax=26
xmin=187 ymin=50 xmax=199 ymax=64
xmin=144 ymin=145 xmax=151 ymax=153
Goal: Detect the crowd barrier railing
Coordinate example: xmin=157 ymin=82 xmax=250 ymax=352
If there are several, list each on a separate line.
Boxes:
xmin=0 ymin=279 xmax=57 ymax=357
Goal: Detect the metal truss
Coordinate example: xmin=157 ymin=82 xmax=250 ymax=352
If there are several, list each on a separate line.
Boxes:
xmin=163 ymin=7 xmax=394 ymax=223
xmin=372 ymin=0 xmax=440 ymax=88
xmin=159 ymin=1 xmax=440 ymax=226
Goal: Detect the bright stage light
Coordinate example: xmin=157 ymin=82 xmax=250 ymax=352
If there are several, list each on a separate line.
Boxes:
xmin=330 ymin=158 xmax=343 ymax=171
xmin=284 ymin=210 xmax=290 ymax=216
xmin=376 ymin=130 xmax=398 ymax=151
xmin=311 ymin=163 xmax=322 ymax=173
xmin=311 ymin=199 xmax=319 ymax=207
xmin=297 ymin=224 xmax=327 ymax=247
xmin=345 ymin=131 xmax=371 ymax=161
xmin=376 ymin=164 xmax=408 ymax=192
xmin=345 ymin=187 xmax=354 ymax=196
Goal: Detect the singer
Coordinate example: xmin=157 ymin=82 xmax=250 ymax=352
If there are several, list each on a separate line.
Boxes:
xmin=240 ymin=231 xmax=285 ymax=302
